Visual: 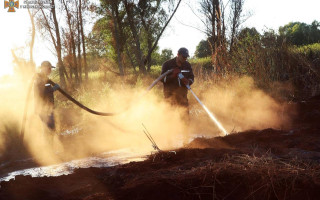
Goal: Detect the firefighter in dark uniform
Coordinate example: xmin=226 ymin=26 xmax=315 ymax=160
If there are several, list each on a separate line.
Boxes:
xmin=161 ymin=47 xmax=194 ymax=121
xmin=34 ymin=61 xmax=60 ymax=133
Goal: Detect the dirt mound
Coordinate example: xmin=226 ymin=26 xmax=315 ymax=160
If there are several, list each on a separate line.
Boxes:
xmin=1 ymin=146 xmax=320 ymax=200
xmin=1 ymin=96 xmax=320 ymax=199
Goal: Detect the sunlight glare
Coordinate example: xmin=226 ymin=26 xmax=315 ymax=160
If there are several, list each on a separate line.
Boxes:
xmin=1 ymin=8 xmax=34 ymax=77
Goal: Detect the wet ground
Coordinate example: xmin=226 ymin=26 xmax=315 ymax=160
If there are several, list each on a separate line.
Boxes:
xmin=0 ymin=95 xmax=320 ymax=199
xmin=0 ymin=149 xmax=145 ymax=182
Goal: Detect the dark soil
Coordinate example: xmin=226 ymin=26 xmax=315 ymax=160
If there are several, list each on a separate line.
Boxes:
xmin=1 ymin=96 xmax=320 ymax=200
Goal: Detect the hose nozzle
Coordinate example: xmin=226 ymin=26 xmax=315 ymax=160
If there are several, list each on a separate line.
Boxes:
xmin=178 ymin=72 xmax=191 ymax=89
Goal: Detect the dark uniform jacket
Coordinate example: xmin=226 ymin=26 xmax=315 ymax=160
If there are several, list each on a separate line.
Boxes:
xmin=161 ymin=57 xmax=194 ymax=107
xmin=34 ymin=73 xmax=55 ymax=130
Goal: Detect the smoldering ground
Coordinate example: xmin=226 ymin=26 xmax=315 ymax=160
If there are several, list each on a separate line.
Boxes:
xmin=0 ymin=73 xmax=296 ymax=167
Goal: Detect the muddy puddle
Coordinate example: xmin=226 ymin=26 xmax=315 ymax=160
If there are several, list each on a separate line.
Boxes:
xmin=0 ymin=148 xmax=146 ymax=182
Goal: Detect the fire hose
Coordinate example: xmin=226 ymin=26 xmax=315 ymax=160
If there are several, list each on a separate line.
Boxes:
xmin=50 ymin=69 xmax=174 ymax=116
xmin=20 ymin=69 xmax=174 ymax=140
xmin=21 ymin=68 xmax=228 ymax=140
xmin=47 ymin=80 xmax=118 ymax=116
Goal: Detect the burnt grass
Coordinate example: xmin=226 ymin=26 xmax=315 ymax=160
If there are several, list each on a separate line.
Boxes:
xmin=1 ymin=96 xmax=320 ymax=200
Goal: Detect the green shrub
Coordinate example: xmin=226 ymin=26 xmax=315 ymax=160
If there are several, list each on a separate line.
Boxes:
xmin=291 ymin=43 xmax=320 ymax=59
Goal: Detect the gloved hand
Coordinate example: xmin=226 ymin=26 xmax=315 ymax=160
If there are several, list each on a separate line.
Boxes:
xmin=52 ymin=83 xmax=60 ymax=91
xmin=181 ymin=77 xmax=189 ymax=86
xmin=171 ymin=67 xmax=181 ymax=78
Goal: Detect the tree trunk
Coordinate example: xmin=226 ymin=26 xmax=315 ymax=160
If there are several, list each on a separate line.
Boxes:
xmin=62 ymin=0 xmax=79 ymax=84
xmin=77 ymin=34 xmax=82 ymax=83
xmin=79 ymin=0 xmax=88 ymax=81
xmin=111 ymin=3 xmax=124 ymax=76
xmin=27 ymin=7 xmax=36 ymax=72
xmin=76 ymin=0 xmax=82 ymax=83
xmin=146 ymin=38 xmax=152 ymax=71
xmin=125 ymin=45 xmax=136 ymax=72
xmin=51 ymin=0 xmax=66 ymax=88
xmin=124 ymin=0 xmax=146 ymax=74
xmin=229 ymin=0 xmax=244 ymax=54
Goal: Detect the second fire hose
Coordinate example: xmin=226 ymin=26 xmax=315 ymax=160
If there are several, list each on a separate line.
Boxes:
xmin=21 ymin=69 xmax=228 ymax=140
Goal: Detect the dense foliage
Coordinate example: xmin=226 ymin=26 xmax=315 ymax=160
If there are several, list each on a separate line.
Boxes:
xmin=279 ymin=21 xmax=320 ymax=46
xmin=192 ymin=21 xmax=320 ymax=99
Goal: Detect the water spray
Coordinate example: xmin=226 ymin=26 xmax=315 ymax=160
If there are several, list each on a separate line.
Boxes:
xmin=21 ymin=69 xmax=228 ymax=142
xmin=178 ymin=73 xmax=228 ymax=136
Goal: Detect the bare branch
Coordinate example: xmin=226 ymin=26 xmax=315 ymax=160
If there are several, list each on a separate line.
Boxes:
xmin=184 ymin=1 xmax=207 ymax=28
xmin=144 ymin=0 xmax=182 ymax=65
xmin=173 ymin=16 xmax=208 ymax=35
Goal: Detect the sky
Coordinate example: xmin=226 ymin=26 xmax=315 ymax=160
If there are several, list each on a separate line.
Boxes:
xmin=0 ymin=0 xmax=319 ymax=77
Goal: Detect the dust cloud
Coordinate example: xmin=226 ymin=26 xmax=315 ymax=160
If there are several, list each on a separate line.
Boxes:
xmin=58 ymin=87 xmax=189 ymax=159
xmin=0 ymin=73 xmax=189 ymax=167
xmin=0 ymin=72 xmax=296 ymax=167
xmin=0 ymin=75 xmax=30 ymax=155
xmin=189 ymin=76 xmax=295 ymax=136
xmin=0 ymin=73 xmax=64 ymax=166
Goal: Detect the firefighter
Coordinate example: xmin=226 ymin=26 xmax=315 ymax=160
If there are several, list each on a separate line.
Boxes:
xmin=161 ymin=47 xmax=194 ymax=121
xmin=34 ymin=61 xmax=60 ymax=135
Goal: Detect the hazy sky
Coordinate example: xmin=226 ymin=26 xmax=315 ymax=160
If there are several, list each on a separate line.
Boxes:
xmin=0 ymin=0 xmax=319 ymax=76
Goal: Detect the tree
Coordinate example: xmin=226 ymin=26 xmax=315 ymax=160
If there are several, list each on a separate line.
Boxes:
xmin=79 ymin=0 xmax=89 ymax=80
xmin=310 ymin=20 xmax=320 ymax=43
xmin=200 ymin=0 xmax=226 ymax=72
xmin=87 ymin=18 xmax=112 ymax=58
xmin=192 ymin=0 xmax=248 ymax=72
xmin=99 ymin=0 xmax=128 ymax=75
xmin=279 ymin=21 xmax=320 ymax=46
xmin=27 ymin=5 xmax=38 ymax=69
xmin=229 ymin=0 xmax=245 ymax=53
xmin=110 ymin=0 xmax=125 ymax=75
xmin=61 ymin=0 xmax=79 ymax=83
xmin=37 ymin=0 xmax=67 ymax=88
xmin=238 ymin=27 xmax=260 ymax=40
xmin=195 ymin=39 xmax=211 ymax=58
xmin=158 ymin=48 xmax=173 ymax=64
xmin=123 ymin=0 xmax=146 ymax=73
xmin=74 ymin=0 xmax=83 ymax=82
xmin=99 ymin=0 xmax=181 ymax=74
xmin=139 ymin=0 xmax=182 ymax=72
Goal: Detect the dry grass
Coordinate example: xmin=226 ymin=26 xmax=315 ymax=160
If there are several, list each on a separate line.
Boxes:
xmin=144 ymin=147 xmax=320 ymax=200
xmin=184 ymin=154 xmax=320 ymax=200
